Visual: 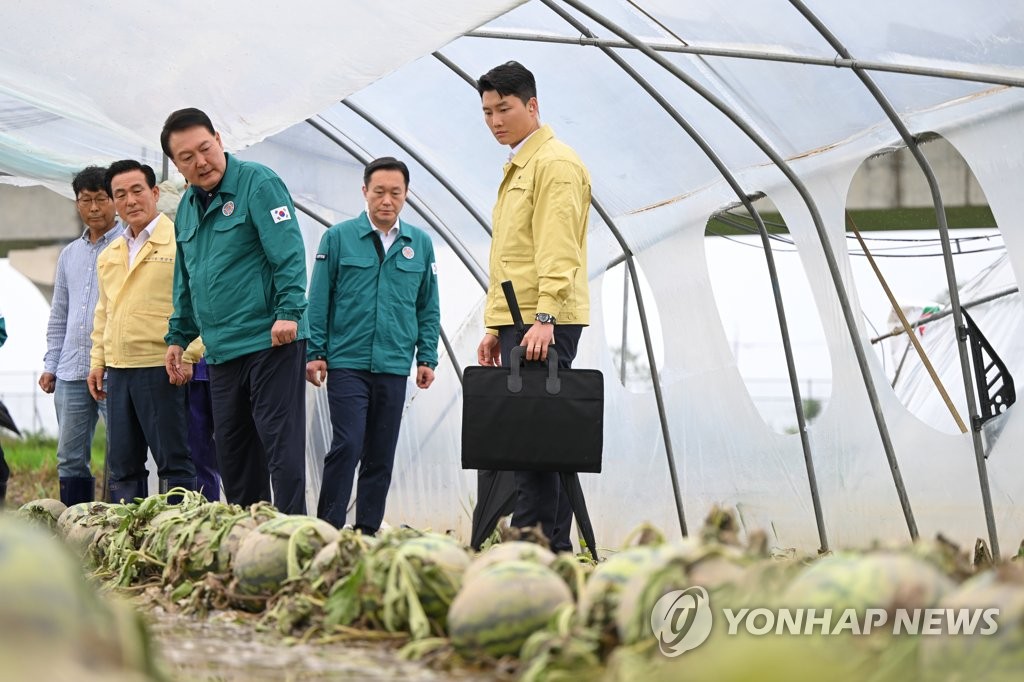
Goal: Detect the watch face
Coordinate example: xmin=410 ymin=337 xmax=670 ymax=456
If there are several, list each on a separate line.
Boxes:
xmin=536 ymin=313 xmax=555 ymax=324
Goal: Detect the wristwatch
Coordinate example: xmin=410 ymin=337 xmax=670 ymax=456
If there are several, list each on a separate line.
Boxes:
xmin=535 ymin=312 xmax=556 ymax=325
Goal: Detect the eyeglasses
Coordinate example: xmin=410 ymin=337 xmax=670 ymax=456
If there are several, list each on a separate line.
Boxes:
xmin=76 ymin=195 xmax=111 ymax=207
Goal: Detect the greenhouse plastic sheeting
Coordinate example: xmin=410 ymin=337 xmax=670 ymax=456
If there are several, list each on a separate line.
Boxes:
xmin=1 ymin=0 xmax=1023 ymax=553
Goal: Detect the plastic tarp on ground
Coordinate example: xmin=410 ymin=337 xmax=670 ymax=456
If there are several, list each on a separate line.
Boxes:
xmin=1 ymin=1 xmax=1023 ymax=553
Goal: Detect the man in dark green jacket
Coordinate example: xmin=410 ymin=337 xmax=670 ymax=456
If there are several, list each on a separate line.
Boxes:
xmin=305 ymin=157 xmax=440 ymax=533
xmin=162 ymin=108 xmax=308 ymax=514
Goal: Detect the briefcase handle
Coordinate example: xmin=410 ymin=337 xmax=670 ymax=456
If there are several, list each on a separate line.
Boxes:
xmin=507 ymin=345 xmax=561 ymax=395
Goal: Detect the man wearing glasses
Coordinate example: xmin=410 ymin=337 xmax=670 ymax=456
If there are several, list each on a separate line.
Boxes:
xmin=40 ymin=166 xmax=124 ymax=507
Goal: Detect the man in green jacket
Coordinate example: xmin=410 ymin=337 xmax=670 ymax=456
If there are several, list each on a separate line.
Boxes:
xmin=306 ymin=157 xmax=440 ymax=533
xmin=162 ymin=108 xmax=309 ymax=515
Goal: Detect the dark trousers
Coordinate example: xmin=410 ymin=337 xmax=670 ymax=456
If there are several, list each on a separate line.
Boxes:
xmin=318 ymin=368 xmax=407 ymax=533
xmin=188 ymin=379 xmax=221 ymax=500
xmin=208 ymin=341 xmax=307 ymax=514
xmin=106 ymin=366 xmax=195 ymax=483
xmin=497 ymin=325 xmax=584 ymax=553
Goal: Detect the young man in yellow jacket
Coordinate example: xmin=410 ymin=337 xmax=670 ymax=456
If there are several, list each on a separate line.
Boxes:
xmin=475 ymin=61 xmax=592 ymax=553
xmin=88 ymin=160 xmax=202 ymax=502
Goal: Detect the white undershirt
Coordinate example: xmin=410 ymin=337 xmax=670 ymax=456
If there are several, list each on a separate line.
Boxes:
xmin=378 ymin=221 xmax=401 ymax=253
xmin=125 ymin=215 xmax=159 ymax=267
xmin=508 ymin=128 xmax=540 ymax=162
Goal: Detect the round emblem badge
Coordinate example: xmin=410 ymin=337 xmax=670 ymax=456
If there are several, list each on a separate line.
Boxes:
xmin=222 ymin=201 xmax=235 ymax=217
xmin=402 ymin=246 xmax=415 ymax=259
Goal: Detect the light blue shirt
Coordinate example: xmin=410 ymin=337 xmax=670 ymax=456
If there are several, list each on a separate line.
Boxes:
xmin=43 ymin=223 xmax=125 ymax=380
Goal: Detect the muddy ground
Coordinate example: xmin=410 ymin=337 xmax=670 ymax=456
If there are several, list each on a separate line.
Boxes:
xmin=144 ymin=605 xmax=510 ymax=682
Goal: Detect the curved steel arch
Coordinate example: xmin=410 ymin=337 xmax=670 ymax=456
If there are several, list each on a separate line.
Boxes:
xmin=465 ymin=29 xmax=1024 ymax=89
xmin=790 ymin=0 xmax=1000 ymax=558
xmin=541 ymin=0 xmax=828 ymax=551
xmin=341 ymin=99 xmax=494 ymax=237
xmin=304 ymin=117 xmax=489 ymax=291
xmin=558 ymin=0 xmax=918 ymax=541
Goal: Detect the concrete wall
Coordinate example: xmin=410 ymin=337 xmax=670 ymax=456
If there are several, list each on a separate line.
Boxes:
xmin=0 ymin=184 xmax=79 ymax=242
xmin=846 ymin=137 xmax=988 ymax=209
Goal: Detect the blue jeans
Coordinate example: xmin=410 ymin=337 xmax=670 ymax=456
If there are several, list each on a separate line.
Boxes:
xmin=54 ymin=378 xmax=106 ymax=478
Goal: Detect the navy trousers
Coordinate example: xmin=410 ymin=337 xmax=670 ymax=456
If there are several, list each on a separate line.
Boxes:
xmin=106 ymin=366 xmax=195 ymax=485
xmin=318 ymin=368 xmax=407 ymax=534
xmin=208 ymin=341 xmax=307 ymax=514
xmin=497 ymin=325 xmax=584 ymax=553
xmin=188 ymin=376 xmax=221 ymax=500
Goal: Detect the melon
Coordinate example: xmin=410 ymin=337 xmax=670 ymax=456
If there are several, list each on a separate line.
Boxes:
xmin=448 ymin=561 xmax=573 ymax=658
xmin=232 ymin=515 xmax=339 ymax=596
xmin=17 ymin=498 xmax=67 ymax=532
xmin=463 ymin=541 xmax=556 ymax=585
xmin=382 ymin=534 xmax=471 ymax=637
xmin=578 ymin=545 xmax=670 ymax=631
xmin=919 ymin=563 xmax=1024 ymax=681
xmin=783 ymin=552 xmax=955 ymax=613
xmin=56 ymin=501 xmax=110 ymax=539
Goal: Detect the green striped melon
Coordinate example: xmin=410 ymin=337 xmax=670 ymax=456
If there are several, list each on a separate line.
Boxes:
xmin=783 ymin=552 xmax=954 ymax=614
xmin=232 ymin=515 xmax=338 ymax=596
xmin=384 ymin=534 xmax=471 ymax=635
xmin=463 ymin=541 xmax=556 ymax=585
xmin=448 ymin=561 xmax=573 ymax=658
xmin=579 ymin=545 xmax=670 ymax=631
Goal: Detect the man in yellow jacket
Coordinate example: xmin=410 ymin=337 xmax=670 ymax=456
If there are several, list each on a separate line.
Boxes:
xmin=475 ymin=61 xmax=592 ymax=553
xmin=88 ymin=160 xmax=202 ymax=503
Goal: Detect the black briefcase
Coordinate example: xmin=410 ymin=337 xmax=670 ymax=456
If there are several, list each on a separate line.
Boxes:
xmin=462 ymin=344 xmax=604 ymax=473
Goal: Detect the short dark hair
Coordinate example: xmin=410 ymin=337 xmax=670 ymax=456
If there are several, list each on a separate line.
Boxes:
xmin=104 ymin=160 xmax=157 ymax=195
xmin=363 ymin=156 xmax=410 ymax=188
xmin=72 ymin=166 xmax=109 ymax=198
xmin=477 ymin=61 xmax=537 ymax=104
xmin=160 ymin=107 xmax=216 ymax=158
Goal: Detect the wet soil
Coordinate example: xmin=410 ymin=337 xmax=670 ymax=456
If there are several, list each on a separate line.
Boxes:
xmin=145 ymin=607 xmax=507 ymax=682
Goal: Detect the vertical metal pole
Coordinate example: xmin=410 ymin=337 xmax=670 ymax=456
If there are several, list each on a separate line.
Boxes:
xmin=544 ymin=0 xmax=828 ymax=550
xmin=620 ymin=265 xmax=629 ymax=384
xmin=559 ymin=0 xmax=911 ymax=543
xmin=790 ymin=0 xmax=997 ymax=557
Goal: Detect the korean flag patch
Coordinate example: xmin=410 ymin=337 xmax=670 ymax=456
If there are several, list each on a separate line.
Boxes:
xmin=271 ymin=206 xmax=292 ymax=223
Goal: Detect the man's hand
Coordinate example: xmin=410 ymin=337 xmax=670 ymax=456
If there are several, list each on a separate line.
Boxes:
xmin=87 ymin=367 xmax=106 ymax=401
xmin=169 ymin=362 xmax=194 ymax=386
xmin=477 ymin=334 xmax=501 ymax=367
xmin=306 ymin=360 xmax=327 ymax=387
xmin=272 ymin=320 xmax=299 ymax=346
xmin=521 ymin=321 xmax=555 ymax=362
xmin=38 ymin=372 xmax=56 ymax=394
xmin=165 ymin=345 xmax=186 ymax=384
xmin=416 ymin=365 xmax=435 ymax=389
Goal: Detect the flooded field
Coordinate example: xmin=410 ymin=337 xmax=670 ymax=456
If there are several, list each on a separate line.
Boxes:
xmin=146 ymin=606 xmax=508 ymax=682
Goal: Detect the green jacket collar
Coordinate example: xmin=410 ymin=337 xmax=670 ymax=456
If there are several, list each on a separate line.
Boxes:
xmin=357 ymin=211 xmax=411 ymax=241
xmin=183 ymin=152 xmax=238 ymax=213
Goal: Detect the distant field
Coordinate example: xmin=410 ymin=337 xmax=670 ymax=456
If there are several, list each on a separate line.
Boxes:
xmin=1 ymin=425 xmax=106 ymax=506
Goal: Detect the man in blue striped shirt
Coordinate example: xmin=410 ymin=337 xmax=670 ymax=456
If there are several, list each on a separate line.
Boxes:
xmin=39 ymin=166 xmax=124 ymax=506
